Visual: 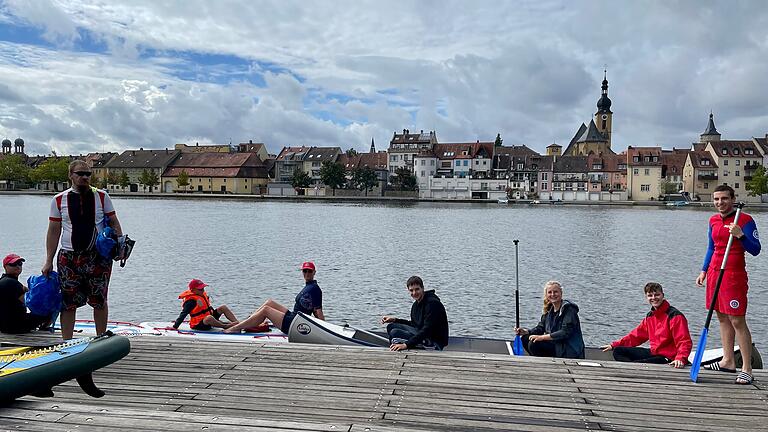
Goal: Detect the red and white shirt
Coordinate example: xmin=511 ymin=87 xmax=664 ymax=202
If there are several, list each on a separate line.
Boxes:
xmin=49 ymin=187 xmax=116 ymax=252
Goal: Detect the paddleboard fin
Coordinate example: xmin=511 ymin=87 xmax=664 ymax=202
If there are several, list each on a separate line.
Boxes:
xmin=76 ymin=374 xmax=105 ymax=398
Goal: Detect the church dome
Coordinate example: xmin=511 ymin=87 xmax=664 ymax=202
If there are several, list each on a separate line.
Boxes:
xmin=597 ymin=94 xmax=612 ymax=111
xmin=1 ymin=138 xmax=10 ymax=146
xmin=14 ymin=137 xmax=24 ymax=146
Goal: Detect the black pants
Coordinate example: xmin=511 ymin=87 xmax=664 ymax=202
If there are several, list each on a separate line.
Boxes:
xmin=612 ymin=346 xmax=670 ymax=364
xmin=0 ymin=313 xmax=49 ymax=334
xmin=522 ymin=334 xmax=556 ymax=357
xmin=386 ymin=323 xmax=441 ymax=350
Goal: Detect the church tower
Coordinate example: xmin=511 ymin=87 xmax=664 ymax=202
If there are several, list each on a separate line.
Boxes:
xmin=699 ymin=112 xmax=721 ymax=143
xmin=594 ymin=69 xmax=612 ymax=148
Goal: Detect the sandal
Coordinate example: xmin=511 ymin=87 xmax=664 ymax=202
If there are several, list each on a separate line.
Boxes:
xmin=736 ymin=371 xmax=754 ymax=385
xmin=704 ymin=362 xmax=737 ymax=373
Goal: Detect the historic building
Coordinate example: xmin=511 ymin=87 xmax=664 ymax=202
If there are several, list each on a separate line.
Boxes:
xmin=563 ymin=71 xmax=615 ymax=157
xmin=387 ymin=129 xmax=438 ymax=176
xmin=626 ymin=146 xmax=663 ymax=200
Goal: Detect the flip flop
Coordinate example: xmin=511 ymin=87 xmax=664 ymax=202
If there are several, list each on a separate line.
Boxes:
xmin=736 ymin=371 xmax=754 ymax=385
xmin=704 ymin=362 xmax=737 ymax=373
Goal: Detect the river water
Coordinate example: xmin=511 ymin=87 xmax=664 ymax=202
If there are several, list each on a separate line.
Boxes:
xmin=1 ymin=194 xmax=766 ymax=349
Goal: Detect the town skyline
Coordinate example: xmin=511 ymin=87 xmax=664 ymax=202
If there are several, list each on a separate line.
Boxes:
xmin=1 ymin=1 xmax=767 ymax=156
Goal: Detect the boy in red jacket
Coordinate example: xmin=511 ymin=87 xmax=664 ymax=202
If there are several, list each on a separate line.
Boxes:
xmin=601 ymin=282 xmax=692 ymax=368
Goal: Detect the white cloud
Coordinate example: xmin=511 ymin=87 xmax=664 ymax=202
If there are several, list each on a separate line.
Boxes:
xmin=0 ymin=1 xmax=767 ymax=156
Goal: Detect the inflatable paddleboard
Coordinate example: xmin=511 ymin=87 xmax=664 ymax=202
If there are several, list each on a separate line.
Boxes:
xmin=139 ymin=322 xmax=288 ymax=343
xmin=0 ymin=332 xmax=130 ymax=403
xmin=55 ymin=319 xmax=152 ymax=338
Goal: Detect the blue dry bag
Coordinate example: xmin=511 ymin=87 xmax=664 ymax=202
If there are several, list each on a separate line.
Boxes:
xmin=26 ymin=272 xmax=62 ymax=318
xmin=96 ymin=216 xmax=118 ymax=259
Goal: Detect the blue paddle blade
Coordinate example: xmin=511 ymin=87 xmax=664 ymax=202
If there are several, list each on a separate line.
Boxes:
xmin=690 ymin=328 xmax=709 ymax=382
xmin=513 ymin=335 xmax=524 ymax=356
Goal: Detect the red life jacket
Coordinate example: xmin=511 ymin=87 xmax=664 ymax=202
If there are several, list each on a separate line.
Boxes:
xmin=178 ymin=289 xmax=214 ymax=327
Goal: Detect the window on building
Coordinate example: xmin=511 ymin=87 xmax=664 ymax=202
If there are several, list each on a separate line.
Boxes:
xmin=455 ymin=160 xmax=460 ymax=166
xmin=721 ymin=148 xmax=727 ymax=155
xmin=723 ymin=170 xmax=729 ymax=176
xmin=641 ymin=184 xmax=650 ymax=192
xmin=421 ymin=171 xmax=425 ymax=176
xmin=704 ymin=183 xmax=709 ymax=189
xmin=592 ymin=184 xmax=598 ymax=189
xmin=464 ymin=160 xmax=469 ymax=166
xmin=736 ymin=171 xmax=740 ymax=176
xmin=734 ymin=148 xmax=740 ymax=155
xmin=736 ymin=160 xmax=740 ymax=166
xmin=541 ymin=182 xmax=548 ymax=190
xmin=430 ymin=160 xmax=435 ymax=165
xmin=633 ymin=156 xmax=639 ymax=162
xmin=541 ymin=173 xmax=548 ymax=180
xmin=724 ymin=160 xmax=728 ymax=166
xmin=735 ymin=183 xmax=740 ymax=189
xmin=633 ymin=168 xmax=639 ymax=175
xmin=745 ymin=149 xmax=754 ymax=155
xmin=644 ymin=169 xmax=650 ymax=175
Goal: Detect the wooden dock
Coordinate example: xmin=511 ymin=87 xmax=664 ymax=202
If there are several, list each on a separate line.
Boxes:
xmin=2 ymin=334 xmax=768 ymax=431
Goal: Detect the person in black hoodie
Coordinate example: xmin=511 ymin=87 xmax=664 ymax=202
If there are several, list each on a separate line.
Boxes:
xmin=381 ymin=275 xmax=449 ymax=351
xmin=514 ymin=280 xmax=585 ymax=359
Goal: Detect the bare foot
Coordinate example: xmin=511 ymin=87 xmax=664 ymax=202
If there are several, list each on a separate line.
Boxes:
xmin=223 ymin=327 xmax=240 ymax=334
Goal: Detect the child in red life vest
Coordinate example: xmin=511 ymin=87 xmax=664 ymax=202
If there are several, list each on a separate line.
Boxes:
xmin=174 ymin=279 xmax=239 ymax=330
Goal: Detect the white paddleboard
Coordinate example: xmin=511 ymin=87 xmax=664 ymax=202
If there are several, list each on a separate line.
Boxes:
xmin=140 ymin=321 xmax=288 ymax=343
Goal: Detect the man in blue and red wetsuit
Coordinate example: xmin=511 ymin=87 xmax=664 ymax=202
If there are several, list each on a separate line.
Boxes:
xmin=696 ymin=184 xmax=761 ymax=384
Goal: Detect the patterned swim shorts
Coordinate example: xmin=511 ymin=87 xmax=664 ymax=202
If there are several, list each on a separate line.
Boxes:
xmin=57 ymin=248 xmax=113 ymax=311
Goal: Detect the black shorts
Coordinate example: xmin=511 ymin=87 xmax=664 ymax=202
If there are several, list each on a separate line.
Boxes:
xmin=280 ymin=311 xmax=296 ymax=334
xmin=190 ymin=310 xmax=222 ymax=331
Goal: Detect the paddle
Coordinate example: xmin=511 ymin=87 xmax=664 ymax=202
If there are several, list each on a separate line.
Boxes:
xmin=690 ymin=202 xmax=744 ymax=382
xmin=513 ymin=239 xmax=524 ymax=356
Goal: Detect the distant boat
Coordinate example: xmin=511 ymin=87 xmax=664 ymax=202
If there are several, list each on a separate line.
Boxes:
xmin=497 ymin=198 xmax=509 ymax=204
xmin=528 ymin=200 xmax=541 ymax=205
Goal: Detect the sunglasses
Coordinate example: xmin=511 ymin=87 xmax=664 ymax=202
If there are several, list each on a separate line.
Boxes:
xmin=73 ymin=171 xmax=92 ymax=177
xmin=301 ymin=269 xmax=314 ymax=273
xmin=6 ymin=261 xmax=23 ymax=267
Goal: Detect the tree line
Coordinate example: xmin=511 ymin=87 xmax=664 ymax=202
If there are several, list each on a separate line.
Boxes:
xmin=290 ymin=161 xmax=418 ymax=196
xmin=0 ymin=155 xmax=160 ymax=192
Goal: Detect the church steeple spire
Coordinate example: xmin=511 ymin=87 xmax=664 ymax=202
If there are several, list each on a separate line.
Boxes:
xmin=700 ymin=112 xmax=721 ymax=143
xmin=370 ymin=137 xmax=376 ymax=153
xmin=597 ymin=69 xmax=612 ymax=113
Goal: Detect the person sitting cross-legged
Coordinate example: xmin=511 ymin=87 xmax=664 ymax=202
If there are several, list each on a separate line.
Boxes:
xmin=601 ymin=282 xmax=692 ymax=368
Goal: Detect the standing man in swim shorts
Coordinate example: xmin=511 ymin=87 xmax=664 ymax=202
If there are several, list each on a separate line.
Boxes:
xmin=696 ymin=185 xmax=761 ymax=384
xmin=42 ymin=160 xmax=124 ymax=340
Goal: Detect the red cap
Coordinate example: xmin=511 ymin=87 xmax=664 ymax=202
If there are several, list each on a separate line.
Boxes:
xmin=188 ymin=279 xmax=208 ymax=290
xmin=3 ymin=254 xmax=25 ymax=266
xmin=300 ymin=261 xmax=316 ymax=271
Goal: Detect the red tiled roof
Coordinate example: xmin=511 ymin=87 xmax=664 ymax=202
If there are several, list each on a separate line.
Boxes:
xmin=661 ymin=149 xmax=689 ymax=174
xmin=163 ymin=152 xmax=266 ymax=178
xmin=706 ymin=140 xmax=761 ymax=157
xmin=424 ymin=142 xmax=494 ymax=160
xmin=688 ymin=150 xmax=718 ymax=169
xmin=627 ymin=147 xmax=663 ymax=166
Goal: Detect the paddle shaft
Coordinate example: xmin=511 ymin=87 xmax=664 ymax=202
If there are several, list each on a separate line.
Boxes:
xmin=514 ymin=239 xmax=520 ymax=329
xmin=703 ymin=204 xmax=744 ymax=330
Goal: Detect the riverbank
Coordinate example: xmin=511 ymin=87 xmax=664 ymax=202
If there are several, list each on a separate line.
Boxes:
xmin=3 ymin=189 xmax=757 ymax=208
xmin=2 ymin=332 xmax=766 ymax=431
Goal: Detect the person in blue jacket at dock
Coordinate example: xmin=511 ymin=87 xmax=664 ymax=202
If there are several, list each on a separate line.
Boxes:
xmin=514 ymin=280 xmax=585 ymax=359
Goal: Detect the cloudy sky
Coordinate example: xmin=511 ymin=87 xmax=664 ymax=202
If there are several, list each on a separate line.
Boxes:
xmin=0 ymin=1 xmax=766 ymax=156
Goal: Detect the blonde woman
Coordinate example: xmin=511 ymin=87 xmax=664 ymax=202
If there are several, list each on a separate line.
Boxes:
xmin=514 ymin=281 xmax=585 ymax=359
